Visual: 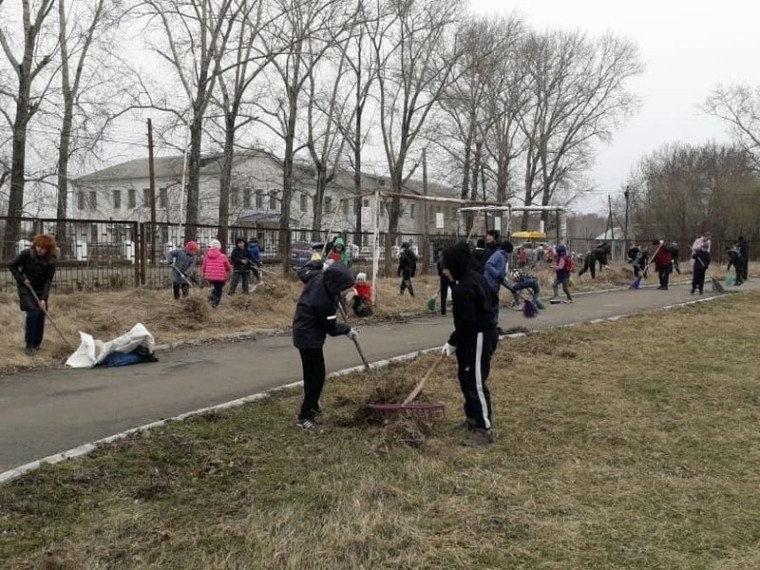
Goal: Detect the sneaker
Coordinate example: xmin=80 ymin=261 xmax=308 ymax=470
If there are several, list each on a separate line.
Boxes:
xmin=296 ymin=418 xmax=322 ymax=433
xmin=563 ymin=299 xmax=574 ymax=304
xmin=462 ymin=428 xmax=495 ymax=447
xmin=458 ymin=418 xmax=477 ymax=431
xmin=549 ymin=297 xmax=561 ymax=304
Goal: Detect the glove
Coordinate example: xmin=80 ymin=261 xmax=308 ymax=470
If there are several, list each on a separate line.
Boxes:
xmin=347 ymin=328 xmax=359 ymax=340
xmin=441 ymin=342 xmax=456 ymax=356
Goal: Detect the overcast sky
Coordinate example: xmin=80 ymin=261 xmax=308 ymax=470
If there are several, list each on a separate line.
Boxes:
xmin=470 ymin=0 xmax=760 ymax=214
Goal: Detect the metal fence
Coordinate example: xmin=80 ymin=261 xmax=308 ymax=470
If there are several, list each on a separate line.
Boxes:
xmin=1 ymin=216 xmax=747 ymax=293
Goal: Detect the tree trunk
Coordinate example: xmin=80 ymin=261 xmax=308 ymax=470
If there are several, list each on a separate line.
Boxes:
xmin=353 ymin=87 xmax=363 ymax=245
xmin=217 ymin=112 xmax=236 ymax=251
xmin=56 ymin=96 xmax=74 ymax=255
xmin=185 ymin=115 xmax=203 ymax=242
xmin=311 ymin=170 xmax=326 ymax=238
xmin=5 ymin=82 xmax=31 ymax=259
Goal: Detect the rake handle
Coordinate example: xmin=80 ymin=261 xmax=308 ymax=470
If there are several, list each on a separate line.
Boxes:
xmin=351 ymin=335 xmax=371 ymax=372
xmin=24 ymin=283 xmax=75 ymax=349
xmin=402 ymin=352 xmax=446 ymax=406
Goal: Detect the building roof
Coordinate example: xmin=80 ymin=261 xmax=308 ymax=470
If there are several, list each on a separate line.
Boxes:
xmin=74 ymin=149 xmax=280 ymax=184
xmin=595 ymin=228 xmax=624 ymax=241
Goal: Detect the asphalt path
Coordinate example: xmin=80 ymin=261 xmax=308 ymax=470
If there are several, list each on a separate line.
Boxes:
xmin=1 ymin=279 xmax=756 ymax=472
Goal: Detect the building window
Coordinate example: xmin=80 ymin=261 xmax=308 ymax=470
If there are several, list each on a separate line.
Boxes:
xmin=410 ymin=204 xmax=415 ymax=219
xmin=362 ymin=198 xmax=370 ymax=207
xmin=300 ymin=193 xmax=308 ymax=212
xmin=159 ymin=187 xmax=167 ymax=208
xmin=89 ymin=191 xmax=97 ymax=211
xmin=255 ymin=191 xmax=263 ymax=209
xmin=128 ymin=189 xmax=136 ymax=208
xmin=142 ymin=188 xmax=150 ymax=207
xmin=342 ymin=199 xmax=349 ymax=215
xmin=78 ymin=192 xmax=86 ymax=210
xmin=243 ymin=188 xmax=252 ymax=208
xmin=269 ymin=192 xmax=278 ymax=211
xmin=113 ymin=190 xmax=121 ymax=209
xmin=230 ymin=187 xmax=239 ymax=207
xmin=324 ymin=196 xmax=332 ymax=214
xmin=90 ymin=223 xmax=98 ymax=242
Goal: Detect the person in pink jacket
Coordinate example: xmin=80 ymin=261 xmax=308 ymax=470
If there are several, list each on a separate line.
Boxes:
xmin=202 ymin=239 xmax=232 ymax=307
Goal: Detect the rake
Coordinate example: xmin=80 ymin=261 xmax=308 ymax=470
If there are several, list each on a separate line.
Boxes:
xmin=367 ymin=353 xmax=446 ymax=419
xmin=630 ymin=244 xmax=661 ymax=290
xmin=698 ymin=257 xmax=724 ymax=293
xmin=24 ymin=283 xmax=75 ymax=349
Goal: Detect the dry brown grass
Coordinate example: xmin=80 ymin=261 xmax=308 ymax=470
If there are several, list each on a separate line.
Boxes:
xmin=2 ymin=292 xmax=760 ymax=568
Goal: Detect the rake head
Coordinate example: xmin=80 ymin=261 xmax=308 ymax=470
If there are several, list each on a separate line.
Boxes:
xmin=629 ymin=276 xmax=642 ymax=290
xmin=711 ymin=277 xmax=725 ymax=293
xmin=522 ymin=299 xmax=538 ymax=318
xmin=367 ymin=402 xmax=445 ymax=421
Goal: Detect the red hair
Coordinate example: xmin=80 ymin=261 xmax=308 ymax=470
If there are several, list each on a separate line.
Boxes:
xmin=32 ymin=234 xmax=57 ymax=259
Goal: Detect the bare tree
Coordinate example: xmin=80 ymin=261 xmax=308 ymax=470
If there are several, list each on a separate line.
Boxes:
xmin=209 ymin=0 xmax=278 ymax=249
xmin=139 ymin=0 xmax=245 ymax=241
xmin=371 ymin=0 xmax=465 ymax=259
xmin=518 ymin=30 xmax=642 ymax=229
xmin=255 ymin=0 xmax=353 ymax=267
xmin=0 ymin=0 xmax=57 ymax=253
xmin=704 ymin=84 xmax=760 ymax=172
xmin=54 ymin=0 xmax=121 ymax=246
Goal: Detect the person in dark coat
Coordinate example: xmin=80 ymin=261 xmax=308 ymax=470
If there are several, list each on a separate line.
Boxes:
xmin=8 ymin=234 xmax=58 ymax=355
xmin=292 ymin=263 xmax=358 ymax=431
xmin=397 ymin=242 xmax=417 ymax=296
xmin=578 ymin=242 xmax=611 ymax=279
xmin=737 ymin=236 xmax=749 ymax=284
xmin=440 ymin=242 xmax=499 ymax=447
xmin=229 ymin=236 xmax=256 ymax=294
xmin=652 ymin=240 xmax=673 ymax=290
xmin=471 ymin=238 xmax=487 ymax=272
xmin=435 ymin=246 xmax=451 ymax=316
xmin=691 ymin=240 xmax=710 ymax=295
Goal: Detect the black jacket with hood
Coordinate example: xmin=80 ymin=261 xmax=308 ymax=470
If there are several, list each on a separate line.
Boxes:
xmin=443 ymin=243 xmax=498 ymax=347
xmin=230 ymin=238 xmax=256 ymax=270
xmin=292 ymin=263 xmax=354 ymax=349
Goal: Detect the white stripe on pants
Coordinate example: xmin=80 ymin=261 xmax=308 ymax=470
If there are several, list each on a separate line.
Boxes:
xmin=475 ymin=332 xmax=491 ymax=430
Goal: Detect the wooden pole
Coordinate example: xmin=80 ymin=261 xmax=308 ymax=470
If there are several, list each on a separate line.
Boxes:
xmin=422 ymin=147 xmax=429 ymax=274
xmin=147 ymin=119 xmax=157 ymax=264
xmin=371 ymin=190 xmax=380 ymax=305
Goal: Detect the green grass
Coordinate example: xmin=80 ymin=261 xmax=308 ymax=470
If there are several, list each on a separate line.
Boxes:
xmin=2 ymin=293 xmax=760 ymax=569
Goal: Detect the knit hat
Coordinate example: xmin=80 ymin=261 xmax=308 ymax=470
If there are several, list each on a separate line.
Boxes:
xmin=356 ymin=272 xmax=367 ymax=282
xmin=185 ymin=241 xmax=199 ymax=253
xmin=209 ymin=239 xmax=222 ymax=250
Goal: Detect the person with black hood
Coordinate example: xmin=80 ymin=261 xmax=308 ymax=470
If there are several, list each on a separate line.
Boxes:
xmin=435 ymin=246 xmax=451 ymax=316
xmin=229 ymin=237 xmax=256 ymax=294
xmin=441 ymin=242 xmax=499 ymax=447
xmin=471 ymin=238 xmax=487 ymax=272
xmin=484 ymin=230 xmax=499 ymax=258
xmin=292 ymin=263 xmax=359 ymax=432
xmin=397 ymin=242 xmax=417 ymax=296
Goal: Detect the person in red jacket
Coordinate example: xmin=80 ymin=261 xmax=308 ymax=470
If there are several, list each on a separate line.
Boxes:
xmin=202 ymin=239 xmax=232 ymax=307
xmin=652 ymin=239 xmax=673 ymax=290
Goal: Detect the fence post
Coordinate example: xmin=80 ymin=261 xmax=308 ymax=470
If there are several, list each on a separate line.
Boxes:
xmin=139 ymin=222 xmax=147 ymax=286
xmin=133 ymin=222 xmax=140 ymax=287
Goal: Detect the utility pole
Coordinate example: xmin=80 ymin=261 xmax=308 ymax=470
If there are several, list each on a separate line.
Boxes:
xmin=623 ymin=185 xmax=630 ymax=256
xmin=147 ymin=119 xmax=157 ymax=265
xmin=422 ymin=147 xmax=429 ymax=274
xmin=608 ymin=194 xmax=615 ymax=261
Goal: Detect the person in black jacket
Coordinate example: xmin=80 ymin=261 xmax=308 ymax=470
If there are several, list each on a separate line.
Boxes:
xmin=737 ymin=236 xmax=749 ymax=284
xmin=228 ymin=237 xmax=256 ymax=294
xmin=471 ymin=238 xmax=487 ymax=272
xmin=440 ymin=242 xmax=499 ymax=447
xmin=292 ymin=263 xmax=359 ymax=431
xmin=8 ymin=234 xmax=58 ymax=355
xmin=397 ymin=242 xmax=417 ymax=296
xmin=435 ymin=246 xmax=451 ymax=316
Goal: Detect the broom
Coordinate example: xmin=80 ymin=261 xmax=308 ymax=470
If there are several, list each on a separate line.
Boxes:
xmin=522 ymin=298 xmax=538 ymax=318
xmin=698 ymin=257 xmax=724 ymax=293
xmin=426 ymin=291 xmax=439 ymax=312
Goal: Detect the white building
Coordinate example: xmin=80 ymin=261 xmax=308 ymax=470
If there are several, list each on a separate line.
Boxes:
xmin=70 ymin=150 xmax=463 ymax=248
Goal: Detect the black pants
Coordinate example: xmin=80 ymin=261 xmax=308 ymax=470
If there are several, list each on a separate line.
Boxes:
xmin=208 ymin=281 xmax=225 ymax=307
xmin=298 ymin=348 xmax=326 ymax=420
xmin=658 ymin=265 xmax=672 ymax=289
xmin=456 ymin=328 xmax=499 ymax=430
xmin=25 ymin=310 xmax=45 ymax=349
xmin=229 ymin=270 xmax=251 ymax=294
xmin=738 ymin=259 xmax=748 ymax=283
xmin=400 ymin=271 xmax=414 ymax=296
xmin=692 ymin=260 xmax=708 ymax=292
xmin=172 ymin=282 xmax=190 ymax=299
xmin=440 ymin=278 xmax=449 ymax=315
